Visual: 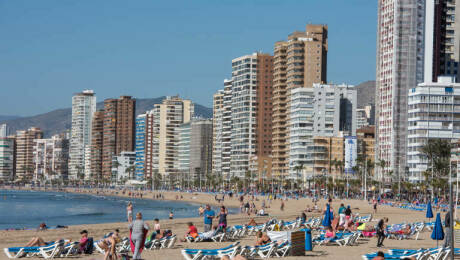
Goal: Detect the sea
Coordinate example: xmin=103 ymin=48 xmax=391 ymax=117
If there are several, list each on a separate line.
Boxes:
xmin=0 ymin=189 xmax=235 ymax=230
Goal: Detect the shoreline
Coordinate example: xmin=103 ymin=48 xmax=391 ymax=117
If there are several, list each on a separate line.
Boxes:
xmin=0 ymin=187 xmax=244 ymax=230
xmin=0 ymin=187 xmax=443 ymax=259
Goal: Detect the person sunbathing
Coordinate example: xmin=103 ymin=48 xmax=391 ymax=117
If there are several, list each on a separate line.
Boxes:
xmin=97 ymin=229 xmax=120 ymax=260
xmin=247 ymin=218 xmax=258 ymax=226
xmin=323 ymin=226 xmax=336 ymax=244
xmin=25 ymin=237 xmax=49 ymax=247
xmin=255 ymin=231 xmax=271 ymax=246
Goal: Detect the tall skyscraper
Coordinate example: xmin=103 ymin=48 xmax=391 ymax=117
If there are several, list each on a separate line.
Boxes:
xmin=152 ymin=96 xmax=194 ymax=177
xmin=101 ymin=96 xmax=136 ymax=181
xmin=69 ymin=90 xmax=96 ymax=180
xmin=212 ymin=90 xmax=225 ymax=177
xmin=178 ymin=119 xmax=213 ymax=182
xmin=376 ymin=0 xmax=425 ymax=180
xmin=116 ymin=96 xmax=136 ymax=154
xmin=289 ymin=84 xmax=357 ymax=178
xmin=134 ymin=110 xmax=155 ymax=180
xmin=271 ymin=24 xmax=328 ymax=178
xmin=90 ymin=110 xmax=104 ymax=181
xmin=425 ymin=0 xmax=460 ymax=83
xmin=230 ymin=53 xmax=273 ymax=178
xmin=16 ymin=127 xmax=43 ymax=179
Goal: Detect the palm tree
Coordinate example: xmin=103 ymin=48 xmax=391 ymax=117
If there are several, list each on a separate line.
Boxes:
xmin=294 ymin=163 xmax=304 ymax=188
xmin=420 ymin=139 xmax=451 ymax=197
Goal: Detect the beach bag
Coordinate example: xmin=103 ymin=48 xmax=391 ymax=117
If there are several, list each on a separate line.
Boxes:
xmin=84 ymin=237 xmax=94 ymax=254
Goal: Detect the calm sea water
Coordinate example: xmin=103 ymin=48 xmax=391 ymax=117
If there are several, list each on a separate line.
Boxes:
xmin=0 ymin=190 xmax=234 ymax=230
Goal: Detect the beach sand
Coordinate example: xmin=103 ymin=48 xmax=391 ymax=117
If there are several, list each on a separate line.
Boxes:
xmin=0 ymin=189 xmax=448 ymax=259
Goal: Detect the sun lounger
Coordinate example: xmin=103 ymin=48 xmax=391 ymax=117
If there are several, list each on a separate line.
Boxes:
xmin=3 ymin=240 xmax=68 ymax=259
xmin=274 ymin=240 xmax=291 ymax=257
xmin=181 ymin=242 xmax=240 ymax=260
xmin=240 ymin=242 xmax=278 ymax=259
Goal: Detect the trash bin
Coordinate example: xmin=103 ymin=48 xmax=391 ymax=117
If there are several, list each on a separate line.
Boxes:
xmin=300 ymin=228 xmax=312 ymax=251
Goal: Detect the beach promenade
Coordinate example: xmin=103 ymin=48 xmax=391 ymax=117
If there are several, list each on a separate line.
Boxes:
xmin=0 ymin=188 xmax=450 ymax=259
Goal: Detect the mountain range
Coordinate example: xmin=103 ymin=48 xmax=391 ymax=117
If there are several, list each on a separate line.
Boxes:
xmin=0 ymin=97 xmax=212 ymax=137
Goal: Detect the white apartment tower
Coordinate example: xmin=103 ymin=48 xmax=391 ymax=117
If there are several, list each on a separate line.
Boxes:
xmin=230 ymin=54 xmax=258 ymax=178
xmin=376 ymin=0 xmax=426 ymax=179
xmin=69 ymin=90 xmax=96 ymax=180
xmin=212 ymin=79 xmax=233 ymax=180
xmin=152 ymin=96 xmax=194 ymax=177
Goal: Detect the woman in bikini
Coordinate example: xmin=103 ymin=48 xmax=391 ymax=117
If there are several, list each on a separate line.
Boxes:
xmin=255 ymin=231 xmax=271 ymax=246
xmin=127 ymin=202 xmax=133 ymax=223
xmin=98 ymin=229 xmax=120 ymax=260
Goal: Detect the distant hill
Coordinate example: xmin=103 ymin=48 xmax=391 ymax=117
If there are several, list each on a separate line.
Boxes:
xmin=354 ymin=80 xmax=376 ymax=108
xmin=0 ymin=97 xmax=212 ymax=137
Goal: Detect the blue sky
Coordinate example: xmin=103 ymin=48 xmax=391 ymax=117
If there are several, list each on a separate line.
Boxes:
xmin=0 ymin=0 xmax=377 ymax=116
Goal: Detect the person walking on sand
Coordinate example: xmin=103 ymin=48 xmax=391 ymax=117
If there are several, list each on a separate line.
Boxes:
xmin=127 ymin=202 xmax=133 ymax=223
xmin=129 ymin=212 xmax=149 ymax=259
xmin=280 ymin=201 xmax=285 ymax=211
xmin=376 ymin=217 xmax=388 ymax=247
xmin=203 ymin=204 xmax=215 ymax=232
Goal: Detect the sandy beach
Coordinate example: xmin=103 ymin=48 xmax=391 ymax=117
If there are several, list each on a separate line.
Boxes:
xmin=0 ymin=188 xmax=449 ymax=259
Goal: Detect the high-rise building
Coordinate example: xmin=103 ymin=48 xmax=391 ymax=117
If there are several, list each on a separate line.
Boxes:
xmin=116 ymin=96 xmax=136 ymax=154
xmin=102 ymin=99 xmax=118 ymax=180
xmin=101 ymin=96 xmax=136 ymax=181
xmin=90 ymin=110 xmax=104 ymax=181
xmin=230 ymin=53 xmax=273 ymax=178
xmin=33 ymin=134 xmax=69 ymax=181
xmin=69 ymin=90 xmax=96 ymax=180
xmin=376 ymin=0 xmax=425 ymax=179
xmin=212 ymin=90 xmax=224 ymax=178
xmin=135 ymin=114 xmax=146 ymax=180
xmin=0 ymin=137 xmax=15 ymax=181
xmin=425 ymin=0 xmax=460 ymax=83
xmin=407 ymin=76 xmax=460 ymax=182
xmin=0 ymin=124 xmax=9 ymax=137
xmin=272 ymin=24 xmax=328 ymax=178
xmin=152 ymin=96 xmax=194 ymax=177
xmin=178 ymin=119 xmax=213 ymax=182
xmin=289 ymin=84 xmax=356 ymax=178
xmin=134 ymin=110 xmax=155 ymax=180
xmin=15 ymin=127 xmax=43 ymax=179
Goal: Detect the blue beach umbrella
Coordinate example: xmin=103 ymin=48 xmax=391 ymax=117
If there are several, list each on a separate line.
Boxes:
xmin=431 ymin=213 xmax=444 ymax=247
xmin=322 ymin=204 xmax=332 ymax=227
xmin=426 ymin=201 xmax=434 ymax=219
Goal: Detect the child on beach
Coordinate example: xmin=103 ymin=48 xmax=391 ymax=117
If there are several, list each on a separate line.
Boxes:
xmin=153 ymin=218 xmax=161 ymax=235
xmin=169 ymin=211 xmax=174 ymax=219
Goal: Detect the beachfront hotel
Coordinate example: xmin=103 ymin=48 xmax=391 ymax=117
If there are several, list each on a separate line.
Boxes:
xmin=271 ymin=24 xmax=328 ymax=179
xmin=89 ymin=110 xmax=104 ymax=181
xmin=32 ymin=134 xmax=69 ymax=181
xmin=15 ymin=127 xmax=43 ymax=179
xmin=152 ymin=96 xmax=194 ymax=177
xmin=101 ymin=96 xmax=136 ymax=181
xmin=288 ymin=84 xmax=356 ymax=179
xmin=0 ymin=137 xmax=15 ymax=181
xmin=229 ymin=53 xmax=273 ymax=178
xmin=375 ymin=0 xmax=425 ymax=182
xmin=407 ymin=76 xmax=460 ymax=182
xmin=178 ymin=119 xmax=213 ymax=183
xmin=69 ymin=90 xmax=96 ymax=180
xmin=212 ymin=80 xmax=233 ymax=181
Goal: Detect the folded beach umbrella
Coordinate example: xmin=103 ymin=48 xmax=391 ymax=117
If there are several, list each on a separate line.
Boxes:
xmin=322 ymin=203 xmax=332 ymax=227
xmin=426 ymin=201 xmax=434 ymax=219
xmin=431 ymin=212 xmax=444 ymax=247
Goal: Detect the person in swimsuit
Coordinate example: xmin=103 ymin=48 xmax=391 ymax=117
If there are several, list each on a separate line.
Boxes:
xmin=25 ymin=237 xmax=49 ymax=247
xmin=97 ymin=229 xmax=120 ymax=260
xmin=255 ymin=231 xmax=271 ymax=246
xmin=216 ymin=206 xmax=228 ymax=229
xmin=127 ymin=202 xmax=133 ymax=223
